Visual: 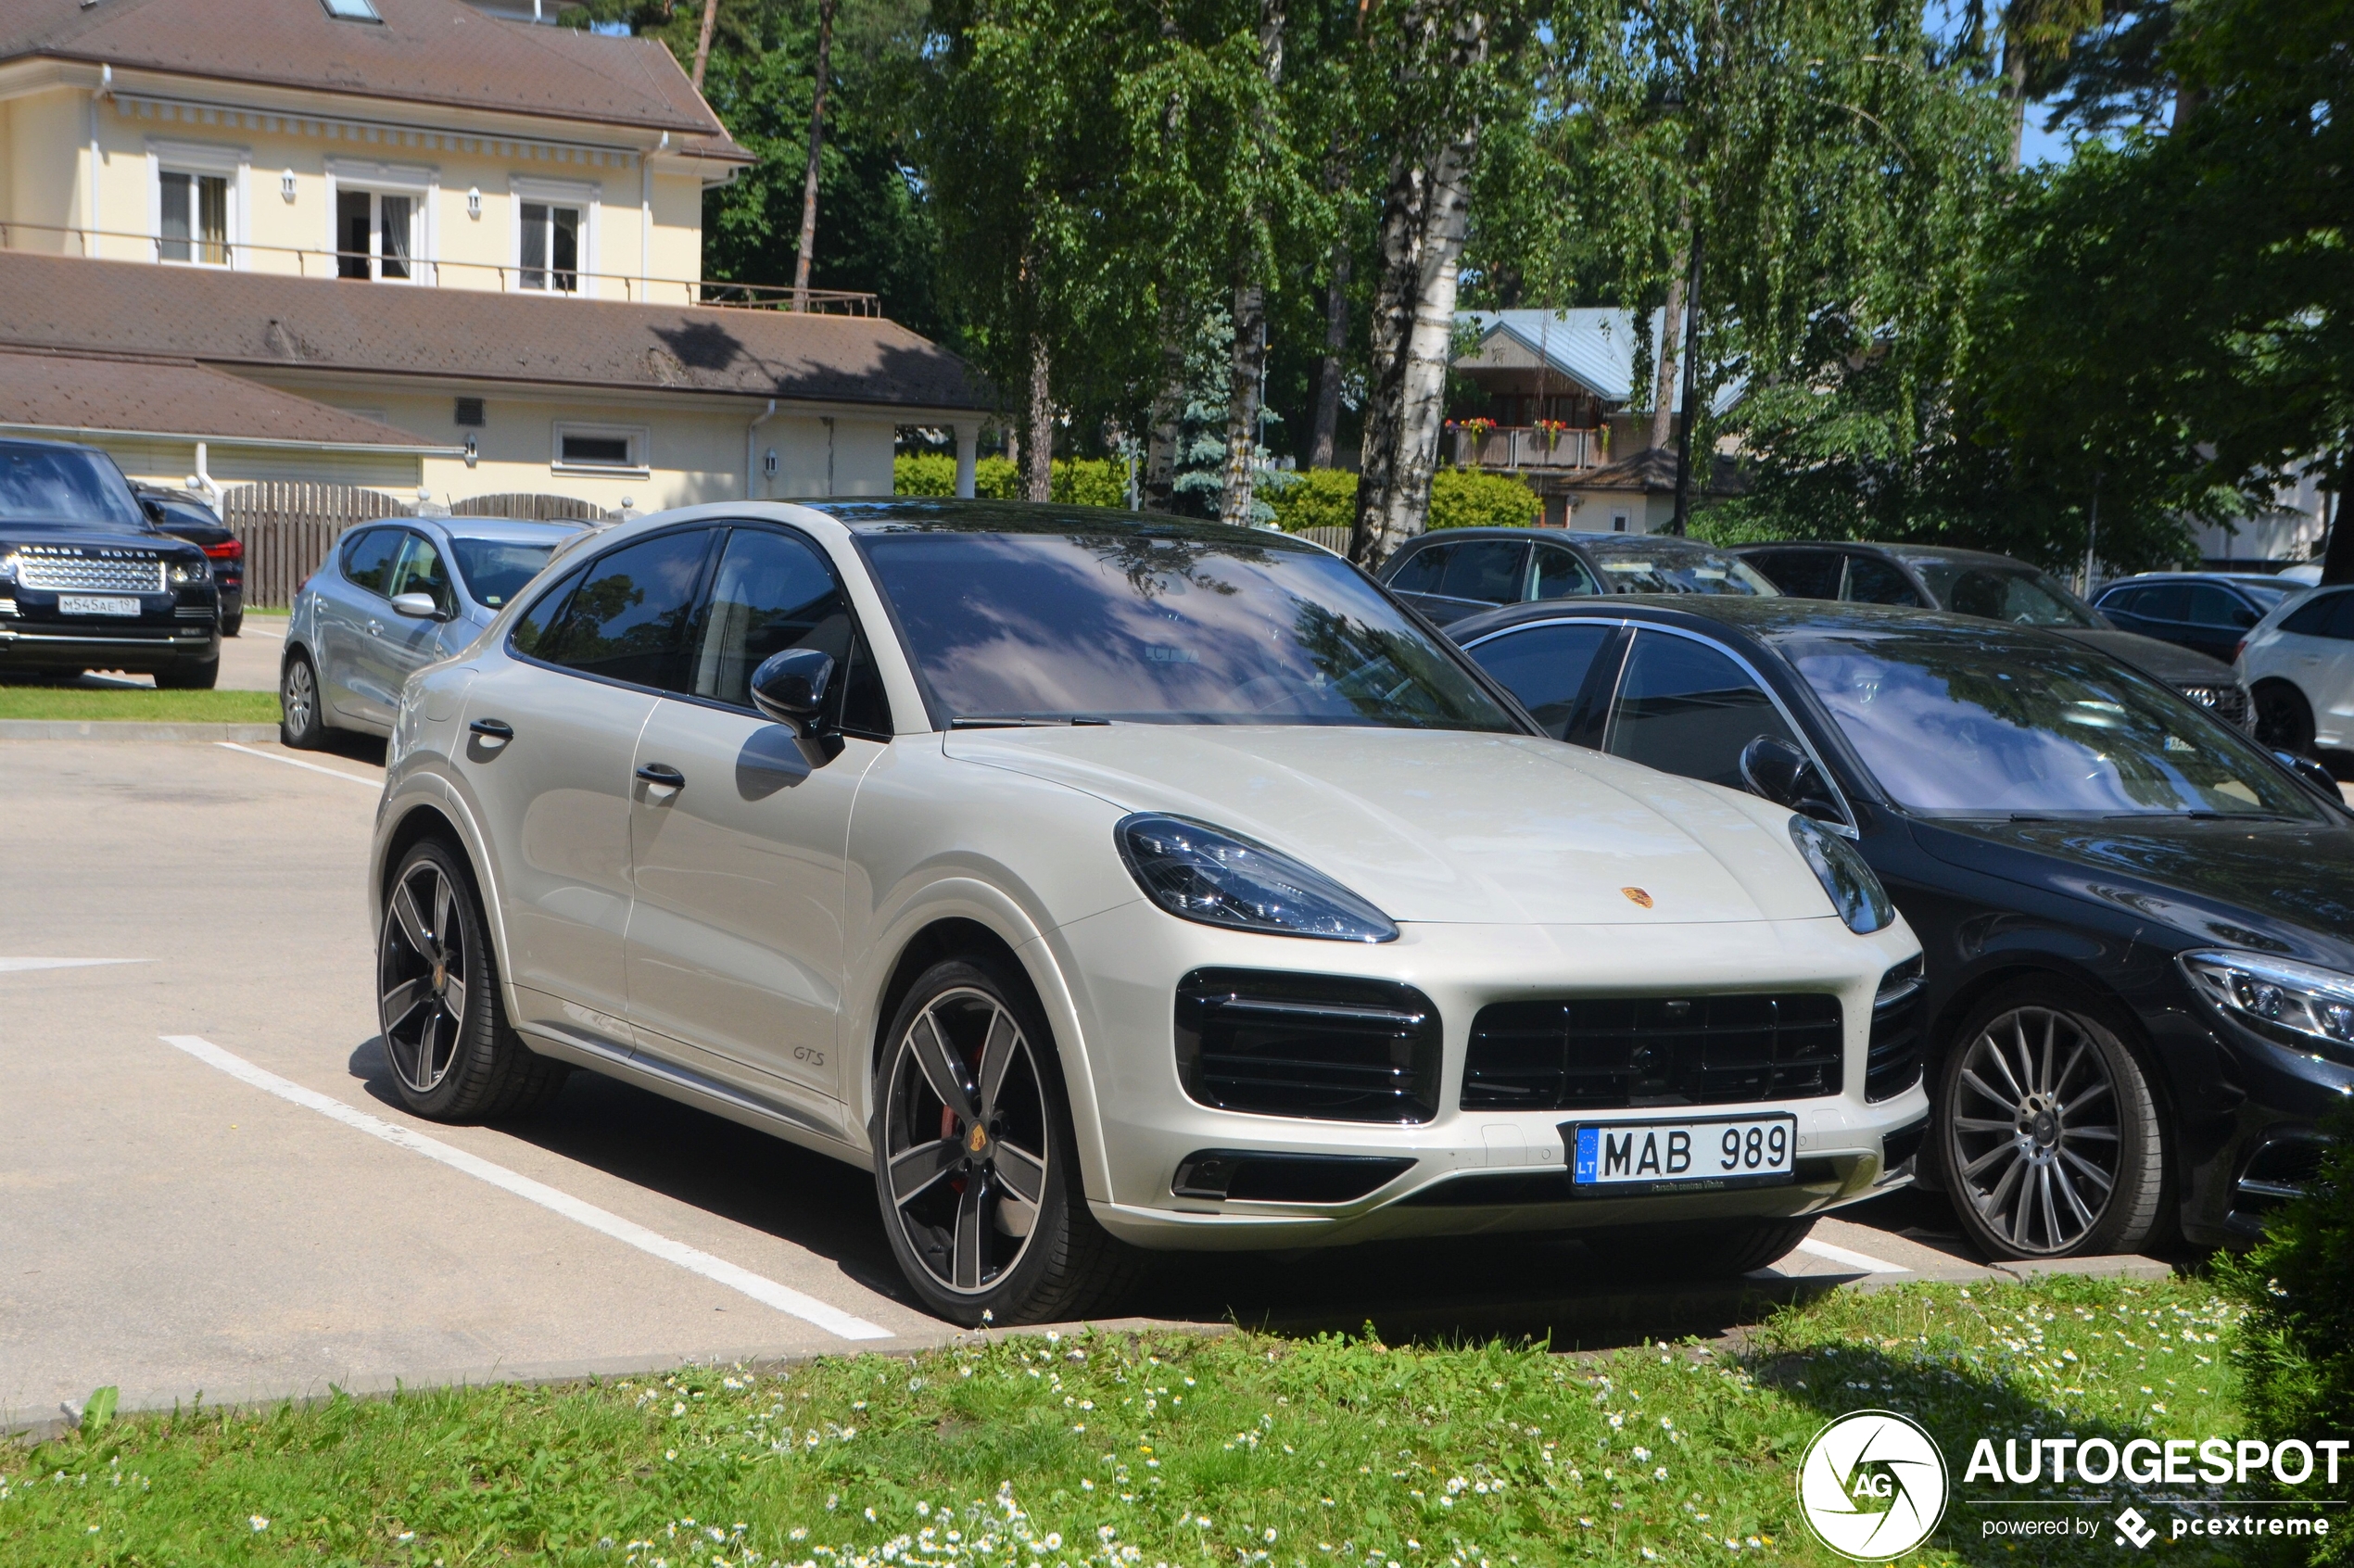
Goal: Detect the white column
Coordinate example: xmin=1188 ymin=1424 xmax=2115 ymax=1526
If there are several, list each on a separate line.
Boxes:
xmin=953 ymin=422 xmax=980 ymax=499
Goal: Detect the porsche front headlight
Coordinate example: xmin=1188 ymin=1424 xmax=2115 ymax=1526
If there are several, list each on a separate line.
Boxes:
xmin=1116 ymin=814 xmax=1397 ymax=942
xmin=1790 ymin=816 xmax=1895 ymax=935
xmin=2181 ymin=951 xmax=2354 ymax=1059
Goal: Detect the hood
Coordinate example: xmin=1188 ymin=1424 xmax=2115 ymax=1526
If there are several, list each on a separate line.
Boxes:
xmin=943 ymin=726 xmax=1839 ymax=926
xmin=0 ymin=524 xmax=193 ymax=557
xmin=1911 ymin=814 xmax=2354 ymax=968
xmin=2052 ymin=626 xmax=2237 ymax=685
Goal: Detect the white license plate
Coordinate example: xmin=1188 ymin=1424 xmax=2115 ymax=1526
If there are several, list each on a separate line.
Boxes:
xmin=1568 ymin=1114 xmax=1797 ymax=1195
xmin=58 ymin=596 xmax=142 ymax=617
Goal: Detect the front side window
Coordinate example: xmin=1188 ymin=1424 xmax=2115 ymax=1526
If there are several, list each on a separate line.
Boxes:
xmin=386 ymin=533 xmax=452 ymax=613
xmin=520 ymin=201 xmax=583 ymax=293
xmin=160 ymin=171 xmax=230 ymax=266
xmin=2187 ymin=585 xmax=2260 ymax=629
xmin=1913 ymin=562 xmax=2098 ymax=627
xmin=522 ymin=528 xmax=714 ymax=689
xmin=1780 ymin=629 xmax=2320 ymax=819
xmin=1466 ymin=622 xmax=1615 ymax=740
xmin=335 ymin=188 xmax=415 ymax=281
xmin=683 ymin=527 xmax=891 ymax=731
xmin=339 ymin=527 xmax=402 ymax=597
xmin=1388 ymin=540 xmax=1528 ymax=603
xmin=862 ymin=525 xmax=1517 ymax=731
xmin=1532 ymin=544 xmax=1601 ymax=600
xmin=1605 ymin=630 xmax=1801 ymax=790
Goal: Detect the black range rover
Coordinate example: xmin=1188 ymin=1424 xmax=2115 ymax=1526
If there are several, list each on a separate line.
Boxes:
xmin=0 ymin=437 xmax=220 ymax=688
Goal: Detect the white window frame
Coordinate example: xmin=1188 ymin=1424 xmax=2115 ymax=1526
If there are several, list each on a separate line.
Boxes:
xmin=148 ymin=139 xmax=248 ymax=270
xmin=551 ymin=421 xmax=650 ymax=478
xmin=323 ymin=158 xmax=437 ymax=284
xmin=511 ymin=175 xmax=601 ymax=297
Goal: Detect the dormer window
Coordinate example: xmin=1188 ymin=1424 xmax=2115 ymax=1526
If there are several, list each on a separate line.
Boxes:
xmin=320 ymin=0 xmax=383 ymax=20
xmin=159 ymin=171 xmax=229 ymax=265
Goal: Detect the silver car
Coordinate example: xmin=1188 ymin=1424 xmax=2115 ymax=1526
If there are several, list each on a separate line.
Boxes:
xmin=281 ymin=515 xmax=588 ymax=746
xmin=368 ymin=501 xmax=1927 ymax=1324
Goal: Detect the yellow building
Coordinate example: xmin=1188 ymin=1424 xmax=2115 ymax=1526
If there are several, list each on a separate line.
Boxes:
xmin=0 ymin=0 xmax=988 ymax=518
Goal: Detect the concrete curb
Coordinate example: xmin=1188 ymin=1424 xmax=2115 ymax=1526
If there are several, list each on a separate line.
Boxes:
xmin=1 ymin=1256 xmax=2183 ymax=1446
xmin=0 ymin=720 xmax=279 ymax=741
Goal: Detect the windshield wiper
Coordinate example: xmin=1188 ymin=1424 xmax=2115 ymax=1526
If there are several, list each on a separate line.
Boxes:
xmin=949 ymin=714 xmax=1112 ymax=728
xmin=2103 ymin=810 xmax=2304 ymax=823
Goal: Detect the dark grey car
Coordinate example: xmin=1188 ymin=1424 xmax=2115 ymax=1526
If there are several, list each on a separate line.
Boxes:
xmin=1736 ymin=540 xmax=2256 ymax=729
xmin=281 ymin=514 xmax=589 ymax=746
xmin=1376 ymin=527 xmax=1780 ymax=626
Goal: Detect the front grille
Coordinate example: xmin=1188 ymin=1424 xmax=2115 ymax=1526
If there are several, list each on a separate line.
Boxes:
xmin=1867 ymin=957 xmax=1926 ymax=1103
xmin=1174 ymin=968 xmax=1442 ymax=1124
xmin=15 ymin=546 xmax=164 ymax=593
xmin=2179 ymin=680 xmax=2251 ymax=730
xmin=174 ymin=603 xmax=215 ymax=620
xmin=1462 ymin=993 xmax=1843 ymax=1111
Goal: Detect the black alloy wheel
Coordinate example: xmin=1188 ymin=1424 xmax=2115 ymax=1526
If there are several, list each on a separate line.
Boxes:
xmin=1938 ymin=988 xmax=2164 ymax=1259
xmin=2253 ymin=681 xmax=2317 ymax=756
xmin=376 ymin=840 xmax=564 ymax=1120
xmin=872 ymin=958 xmax=1136 ymax=1324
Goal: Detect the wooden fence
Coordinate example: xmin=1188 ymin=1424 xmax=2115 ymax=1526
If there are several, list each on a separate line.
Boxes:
xmin=220 ymin=483 xmax=414 ymax=608
xmin=218 ymin=487 xmax=617 ymax=606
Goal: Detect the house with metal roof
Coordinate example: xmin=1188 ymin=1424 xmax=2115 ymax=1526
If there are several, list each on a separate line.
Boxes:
xmin=0 ymin=0 xmax=988 ymax=518
xmin=1449 ymin=309 xmax=1740 ymax=532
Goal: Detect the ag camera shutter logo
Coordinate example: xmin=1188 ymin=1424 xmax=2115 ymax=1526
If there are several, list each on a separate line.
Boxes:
xmin=1796 ymin=1410 xmax=1949 ymax=1561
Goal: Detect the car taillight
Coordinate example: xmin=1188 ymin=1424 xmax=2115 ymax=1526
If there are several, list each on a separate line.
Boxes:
xmin=202 ymin=539 xmax=244 ymax=562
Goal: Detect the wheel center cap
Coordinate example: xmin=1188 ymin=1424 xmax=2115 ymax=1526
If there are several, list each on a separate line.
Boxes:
xmin=2031 ymin=1109 xmax=2058 ymax=1145
xmin=967 ymin=1122 xmax=990 ymax=1158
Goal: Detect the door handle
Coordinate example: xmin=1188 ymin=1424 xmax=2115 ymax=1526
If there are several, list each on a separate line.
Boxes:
xmin=636 ymin=762 xmax=686 ymax=793
xmin=469 ymin=717 xmax=513 ymax=741
xmin=366 ymin=618 xmax=383 ymax=638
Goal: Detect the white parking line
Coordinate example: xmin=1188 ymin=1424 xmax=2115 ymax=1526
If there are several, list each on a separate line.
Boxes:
xmin=216 ymin=740 xmax=380 ymax=789
xmin=236 ymin=625 xmax=285 ymax=640
xmin=1794 ymin=1236 xmax=1912 ymax=1274
xmin=158 ymin=1034 xmax=893 ymax=1341
xmin=0 ymin=957 xmax=146 ymax=973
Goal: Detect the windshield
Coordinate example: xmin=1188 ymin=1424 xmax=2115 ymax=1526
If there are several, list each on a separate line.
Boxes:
xmin=449 ymin=537 xmax=559 ymax=609
xmin=861 ymin=525 xmax=1519 ymax=730
xmin=1584 ymin=544 xmax=1779 ymax=596
xmin=1910 ymin=560 xmax=2099 ymax=626
xmin=1780 ymin=630 xmax=2320 ymax=819
xmin=0 ymin=445 xmax=146 ymax=530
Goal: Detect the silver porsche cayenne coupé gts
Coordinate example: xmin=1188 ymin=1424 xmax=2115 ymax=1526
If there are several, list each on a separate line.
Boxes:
xmin=369 ymin=500 xmax=1930 ymax=1323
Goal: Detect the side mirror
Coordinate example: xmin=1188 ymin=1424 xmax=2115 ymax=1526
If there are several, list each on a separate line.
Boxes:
xmin=140 ymin=498 xmax=168 ymax=525
xmin=2274 ymin=750 xmax=2347 ymax=809
xmin=750 ymin=648 xmax=836 ymax=735
xmin=389 ymin=591 xmax=442 ymax=620
xmin=1740 ymin=734 xmax=1846 ymax=825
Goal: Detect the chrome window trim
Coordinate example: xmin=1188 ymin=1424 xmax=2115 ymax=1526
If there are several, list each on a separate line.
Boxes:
xmin=1461 ymin=614 xmax=1860 ymax=836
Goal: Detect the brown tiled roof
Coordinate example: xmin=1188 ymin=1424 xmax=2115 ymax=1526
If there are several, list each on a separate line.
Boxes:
xmin=0 ymin=348 xmax=454 ymax=449
xmin=0 ymin=0 xmax=748 ymax=158
xmin=0 ymin=253 xmax=990 ymax=411
xmin=1572 ymin=447 xmax=1744 ymax=496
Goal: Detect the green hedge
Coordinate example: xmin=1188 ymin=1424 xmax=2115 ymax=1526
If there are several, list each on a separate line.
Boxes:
xmin=1267 ymin=467 xmax=1360 ymax=533
xmin=1429 ymin=466 xmax=1541 ymax=530
xmin=894 ymin=454 xmax=1128 ymax=507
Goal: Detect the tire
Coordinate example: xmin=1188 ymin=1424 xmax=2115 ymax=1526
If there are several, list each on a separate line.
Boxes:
xmin=377 ymin=839 xmax=566 ymax=1121
xmin=2254 ymin=680 xmax=2317 ymax=756
xmin=870 ymin=956 xmax=1140 ymax=1325
xmin=1936 ymin=982 xmax=2165 ymax=1259
xmin=222 ymin=610 xmax=244 ymax=638
xmin=155 ymin=656 xmax=219 ymax=690
xmin=281 ymin=651 xmax=326 ymax=749
xmin=1587 ymin=1215 xmax=1817 ymax=1279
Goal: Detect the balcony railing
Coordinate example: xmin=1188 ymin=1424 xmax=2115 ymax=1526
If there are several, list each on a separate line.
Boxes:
xmin=0 ymin=221 xmax=881 ymax=315
xmin=1449 ymin=425 xmax=1605 ymax=471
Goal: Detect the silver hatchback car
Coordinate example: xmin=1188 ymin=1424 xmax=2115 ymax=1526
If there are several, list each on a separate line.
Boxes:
xmin=281 ymin=515 xmax=588 ymax=746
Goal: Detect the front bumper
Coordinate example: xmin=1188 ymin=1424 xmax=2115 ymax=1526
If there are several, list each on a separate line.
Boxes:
xmin=1044 ymin=900 xmax=1930 ymax=1250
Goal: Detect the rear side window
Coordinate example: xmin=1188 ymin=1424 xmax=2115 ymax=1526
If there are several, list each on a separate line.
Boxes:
xmin=524 ymin=527 xmax=715 ymax=689
xmin=1606 ymin=630 xmax=1801 ymax=791
xmin=340 ymin=527 xmax=401 ymax=598
xmin=1466 ymin=622 xmax=1614 ymax=740
xmin=1843 ymin=556 xmax=1922 ymax=606
xmin=1395 ymin=540 xmax=1528 ymax=603
xmin=2280 ymin=591 xmax=2344 ymax=638
xmin=1746 ymin=548 xmax=1841 ymax=601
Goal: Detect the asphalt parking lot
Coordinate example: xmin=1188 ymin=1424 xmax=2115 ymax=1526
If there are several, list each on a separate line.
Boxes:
xmin=0 ymin=734 xmax=2162 ymax=1434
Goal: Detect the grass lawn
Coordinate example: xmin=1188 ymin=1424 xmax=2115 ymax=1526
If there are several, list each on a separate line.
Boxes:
xmin=0 ymin=1275 xmax=2248 ymax=1566
xmin=0 ymin=687 xmax=280 ymax=723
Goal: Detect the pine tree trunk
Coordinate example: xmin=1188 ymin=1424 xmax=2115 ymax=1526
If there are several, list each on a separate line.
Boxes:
xmin=791 ymin=0 xmax=838 ymax=310
xmin=1141 ymin=304 xmax=1186 ymax=512
xmin=691 ymin=0 xmax=720 ymax=90
xmin=1649 ymin=232 xmax=1689 ymax=451
xmin=1221 ymin=284 xmax=1268 ymax=525
xmin=1350 ymin=121 xmax=1481 ymax=567
xmin=2000 ymin=18 xmax=2030 ymax=174
xmin=1025 ymin=333 xmax=1054 ymax=502
xmin=1309 ymin=243 xmax=1349 ymax=469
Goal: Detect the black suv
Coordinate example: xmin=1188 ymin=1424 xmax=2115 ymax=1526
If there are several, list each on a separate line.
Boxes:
xmin=136 ymin=486 xmax=246 ymax=637
xmin=1375 ymin=527 xmax=1780 ymax=625
xmin=0 ymin=438 xmax=220 ymax=688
